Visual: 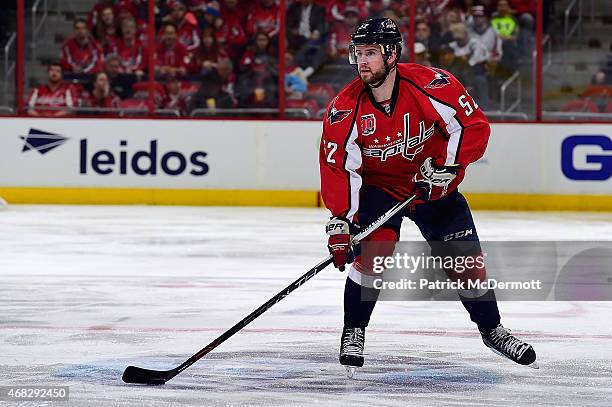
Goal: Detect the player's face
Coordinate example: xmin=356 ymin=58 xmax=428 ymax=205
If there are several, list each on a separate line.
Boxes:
xmin=355 ymin=45 xmax=386 ymax=86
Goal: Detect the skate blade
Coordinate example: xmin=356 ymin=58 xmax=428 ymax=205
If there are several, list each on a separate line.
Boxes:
xmin=526 ymin=361 xmax=539 ymax=369
xmin=345 ymin=366 xmax=358 ymax=379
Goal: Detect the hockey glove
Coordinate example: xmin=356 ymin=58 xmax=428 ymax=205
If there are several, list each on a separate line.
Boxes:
xmin=419 ymin=157 xmax=461 ymax=196
xmin=326 ymin=216 xmax=357 ymax=272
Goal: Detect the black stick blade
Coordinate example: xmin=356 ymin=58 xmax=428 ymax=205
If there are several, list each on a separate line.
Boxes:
xmin=122 ymin=366 xmax=170 ymax=385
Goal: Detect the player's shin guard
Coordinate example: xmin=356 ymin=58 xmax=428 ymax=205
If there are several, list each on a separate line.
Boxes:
xmin=343 ymin=276 xmax=379 ymax=328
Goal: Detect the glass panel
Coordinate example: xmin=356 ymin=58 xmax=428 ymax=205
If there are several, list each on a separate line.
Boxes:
xmin=0 ymin=2 xmax=16 ymax=116
xmin=284 ymin=0 xmax=407 ymax=120
xmin=23 ymin=0 xmax=146 ymax=117
xmin=188 ymin=0 xmax=280 ymax=118
xmin=412 ymin=0 xmax=535 ymax=121
xmin=543 ymin=0 xmax=612 ymax=121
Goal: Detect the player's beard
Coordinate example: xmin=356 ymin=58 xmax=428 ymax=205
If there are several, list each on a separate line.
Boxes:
xmin=359 ymin=63 xmax=388 ymax=87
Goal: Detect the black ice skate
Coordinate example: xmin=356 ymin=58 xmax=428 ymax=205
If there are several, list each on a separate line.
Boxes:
xmin=480 ymin=324 xmax=538 ymax=368
xmin=339 ymin=327 xmax=365 ymax=378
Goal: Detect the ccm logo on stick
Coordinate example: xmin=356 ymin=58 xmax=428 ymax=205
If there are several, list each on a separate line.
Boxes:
xmin=561 ymin=135 xmax=612 ymax=181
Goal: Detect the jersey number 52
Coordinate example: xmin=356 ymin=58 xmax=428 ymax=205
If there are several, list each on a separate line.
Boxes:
xmin=324 ymin=141 xmax=338 ymax=163
xmin=458 ymin=93 xmax=479 ymax=116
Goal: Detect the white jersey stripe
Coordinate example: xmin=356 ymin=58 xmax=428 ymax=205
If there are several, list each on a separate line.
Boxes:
xmin=428 ymin=98 xmax=462 ymax=165
xmin=344 ymin=122 xmax=362 ymax=221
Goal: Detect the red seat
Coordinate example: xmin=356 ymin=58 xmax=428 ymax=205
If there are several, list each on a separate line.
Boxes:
xmin=580 ymin=85 xmax=612 ymax=98
xmin=604 ymin=101 xmax=612 ymax=113
xmin=561 ymin=98 xmax=599 ymax=113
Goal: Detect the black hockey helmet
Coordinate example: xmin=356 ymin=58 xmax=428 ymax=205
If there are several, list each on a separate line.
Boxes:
xmin=349 ymin=18 xmax=403 ymax=65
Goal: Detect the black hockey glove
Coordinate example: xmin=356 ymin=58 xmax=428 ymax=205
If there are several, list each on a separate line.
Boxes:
xmin=325 ymin=216 xmax=358 ymax=271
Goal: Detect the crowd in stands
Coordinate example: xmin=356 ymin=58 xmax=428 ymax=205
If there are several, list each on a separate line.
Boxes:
xmin=25 ymin=0 xmax=540 ymax=117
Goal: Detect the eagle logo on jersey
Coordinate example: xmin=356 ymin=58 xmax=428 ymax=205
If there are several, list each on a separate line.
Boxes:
xmin=360 ymin=114 xmax=376 ymax=136
xmin=425 ymin=69 xmax=450 ymax=89
xmin=327 ymin=99 xmax=352 ymax=125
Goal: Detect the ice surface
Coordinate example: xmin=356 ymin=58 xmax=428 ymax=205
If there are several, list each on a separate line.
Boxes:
xmin=1 ymin=205 xmax=611 ymax=406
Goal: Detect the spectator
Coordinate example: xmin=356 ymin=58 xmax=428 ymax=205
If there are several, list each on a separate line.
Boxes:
xmin=164 ymin=0 xmax=201 ymax=52
xmin=286 ymin=0 xmax=327 ymax=76
xmin=491 ymin=0 xmax=519 ymax=41
xmin=93 ymin=6 xmax=118 ymax=55
xmin=445 ymin=22 xmax=490 ymax=109
xmin=190 ymin=28 xmax=228 ymax=76
xmin=237 ymin=31 xmax=278 ymax=108
xmin=104 ymin=54 xmax=136 ymax=99
xmin=155 ymin=23 xmax=190 ymax=78
xmin=87 ymin=0 xmax=115 ymax=30
xmin=439 ymin=7 xmax=464 ymax=46
xmin=60 ymin=19 xmax=104 ymax=77
xmin=213 ymin=14 xmax=247 ymax=62
xmin=221 ymin=0 xmax=249 ymax=27
xmin=162 ymin=75 xmax=189 ymax=115
xmin=26 ymin=63 xmax=76 ymax=117
xmin=491 ymin=0 xmax=521 ymax=71
xmin=285 ymin=51 xmax=308 ymax=99
xmin=188 ymin=71 xmax=235 ymax=114
xmin=325 ymin=0 xmax=369 ymax=25
xmin=217 ymin=57 xmax=237 ymax=102
xmin=246 ymin=0 xmax=280 ymax=40
xmin=110 ymin=17 xmax=147 ymax=77
xmin=508 ymin=0 xmax=536 ymax=28
xmin=415 ymin=21 xmax=442 ymax=64
xmin=239 ymin=31 xmax=277 ymax=74
xmin=327 ymin=7 xmax=361 ymax=62
xmin=469 ymin=6 xmax=502 ymax=63
xmin=414 ymin=0 xmax=436 ymax=25
xmin=83 ymin=71 xmax=120 ymax=115
xmin=414 ymin=42 xmax=432 ymax=67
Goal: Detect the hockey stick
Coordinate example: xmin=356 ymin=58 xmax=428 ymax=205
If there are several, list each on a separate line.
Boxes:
xmin=122 ymin=194 xmax=418 ymax=385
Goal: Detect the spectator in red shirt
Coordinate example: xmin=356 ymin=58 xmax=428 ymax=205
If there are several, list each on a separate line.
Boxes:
xmin=190 ymin=28 xmax=228 ymax=75
xmin=162 ymin=75 xmax=189 ymax=115
xmin=93 ymin=6 xmax=119 ymax=56
xmin=164 ymin=0 xmax=201 ymax=52
xmin=221 ymin=0 xmax=249 ymax=27
xmin=327 ymin=7 xmax=360 ymax=62
xmin=87 ymin=0 xmax=115 ymax=30
xmin=110 ymin=17 xmax=147 ymax=76
xmin=246 ymin=0 xmax=279 ymax=40
xmin=61 ymin=19 xmax=105 ymax=77
xmin=26 ymin=63 xmax=76 ymax=117
xmin=213 ymin=14 xmax=247 ymax=62
xmin=83 ymin=71 xmax=120 ymax=115
xmin=325 ymin=0 xmax=369 ymax=25
xmin=156 ymin=23 xmax=190 ymax=78
xmin=237 ymin=31 xmax=278 ymax=108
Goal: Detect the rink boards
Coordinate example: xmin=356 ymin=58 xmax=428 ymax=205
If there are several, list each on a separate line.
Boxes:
xmin=0 ymin=118 xmax=610 ymax=210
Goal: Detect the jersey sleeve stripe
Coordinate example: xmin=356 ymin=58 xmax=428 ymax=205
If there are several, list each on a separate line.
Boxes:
xmin=344 ymin=123 xmax=362 ymax=220
xmin=428 ymin=97 xmax=464 ymax=165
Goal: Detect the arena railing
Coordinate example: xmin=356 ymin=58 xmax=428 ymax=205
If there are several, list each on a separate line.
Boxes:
xmin=543 ymin=111 xmax=612 ymax=121
xmin=500 ymin=72 xmax=522 ymax=114
xmin=191 ymin=108 xmax=311 ymax=119
xmin=31 ymin=0 xmax=48 ymax=61
xmin=3 ymin=32 xmax=16 ymax=105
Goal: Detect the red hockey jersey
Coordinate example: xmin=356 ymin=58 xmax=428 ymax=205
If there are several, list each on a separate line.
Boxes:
xmin=319 ymin=63 xmax=489 ymax=221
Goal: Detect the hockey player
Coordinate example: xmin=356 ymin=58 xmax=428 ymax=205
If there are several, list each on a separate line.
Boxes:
xmin=319 ymin=18 xmax=537 ymax=376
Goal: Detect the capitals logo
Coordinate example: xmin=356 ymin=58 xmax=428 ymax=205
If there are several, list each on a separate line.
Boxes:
xmin=327 ymin=98 xmax=352 ymax=125
xmin=360 ymin=114 xmax=376 ymax=136
xmin=425 ymin=68 xmax=451 ymax=89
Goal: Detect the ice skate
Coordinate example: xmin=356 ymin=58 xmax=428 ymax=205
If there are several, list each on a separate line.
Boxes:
xmin=480 ymin=324 xmax=538 ymax=368
xmin=339 ymin=327 xmax=365 ymax=378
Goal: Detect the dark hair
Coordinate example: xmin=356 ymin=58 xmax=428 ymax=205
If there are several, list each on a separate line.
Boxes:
xmin=74 ymin=18 xmax=87 ymax=29
xmin=48 ymin=61 xmax=63 ymax=71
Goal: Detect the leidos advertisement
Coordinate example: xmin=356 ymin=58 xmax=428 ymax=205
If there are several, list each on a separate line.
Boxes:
xmin=0 ymin=119 xmax=609 ymax=194
xmin=0 ymin=118 xmax=321 ymax=189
